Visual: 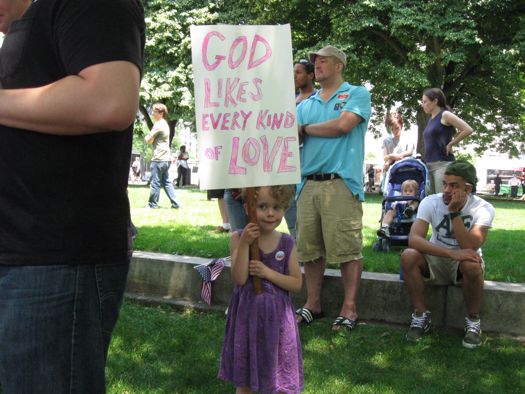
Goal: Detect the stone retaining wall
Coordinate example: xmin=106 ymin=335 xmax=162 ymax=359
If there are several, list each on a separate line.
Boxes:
xmin=127 ymin=251 xmax=525 ymax=335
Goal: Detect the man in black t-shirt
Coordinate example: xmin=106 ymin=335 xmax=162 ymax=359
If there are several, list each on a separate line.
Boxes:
xmin=0 ymin=0 xmax=144 ymax=392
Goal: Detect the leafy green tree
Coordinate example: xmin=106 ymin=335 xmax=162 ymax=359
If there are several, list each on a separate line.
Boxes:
xmin=216 ymin=0 xmax=525 ymax=156
xmin=329 ymin=0 xmax=525 ymax=156
xmin=139 ymin=0 xmax=524 ymax=157
xmin=140 ymin=0 xmax=219 ymax=142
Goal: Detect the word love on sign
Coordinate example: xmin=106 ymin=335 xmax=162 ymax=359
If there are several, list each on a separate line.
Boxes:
xmin=191 ymin=24 xmax=300 ymax=190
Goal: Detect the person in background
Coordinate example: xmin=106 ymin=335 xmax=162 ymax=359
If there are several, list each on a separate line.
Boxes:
xmin=366 ymin=164 xmax=375 ymax=192
xmin=0 ymin=0 xmax=144 ymax=391
xmin=421 ymin=88 xmax=473 ymax=194
xmin=224 ymin=188 xmax=250 ymax=232
xmin=207 ymin=189 xmax=231 ymax=233
xmin=382 ymin=112 xmax=415 ymax=174
xmin=493 ymin=173 xmax=502 ymax=196
xmin=508 ymin=173 xmax=521 ymax=198
xmin=295 ymin=45 xmax=371 ymax=331
xmin=176 ymin=145 xmax=191 ymax=187
xmin=218 ymin=185 xmax=303 ymax=393
xmin=131 ymin=156 xmax=142 ymax=182
xmin=294 ymin=59 xmax=317 ymax=104
xmin=276 ymin=58 xmax=319 ymax=239
xmin=145 ymin=103 xmax=181 ymax=209
xmin=401 ymin=161 xmax=495 ymax=348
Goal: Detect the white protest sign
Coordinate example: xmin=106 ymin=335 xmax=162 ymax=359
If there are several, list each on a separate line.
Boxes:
xmin=190 ymin=24 xmax=300 ymax=190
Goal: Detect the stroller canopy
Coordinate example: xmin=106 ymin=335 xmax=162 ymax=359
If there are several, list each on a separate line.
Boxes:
xmin=383 ymin=158 xmax=429 ymax=199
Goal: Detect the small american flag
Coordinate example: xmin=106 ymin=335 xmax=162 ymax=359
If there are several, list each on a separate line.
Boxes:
xmin=194 ymin=258 xmax=225 ymax=304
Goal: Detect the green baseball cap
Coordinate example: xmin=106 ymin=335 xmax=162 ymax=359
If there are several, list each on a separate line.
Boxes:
xmin=445 ymin=160 xmax=478 ymax=188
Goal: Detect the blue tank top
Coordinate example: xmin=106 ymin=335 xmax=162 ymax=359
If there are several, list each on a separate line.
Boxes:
xmin=423 ymin=110 xmax=455 ymax=163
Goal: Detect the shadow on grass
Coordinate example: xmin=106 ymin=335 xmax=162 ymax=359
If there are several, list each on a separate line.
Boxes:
xmin=134 ymin=224 xmax=230 ymax=258
xmin=107 ymin=303 xmax=525 ymax=394
xmin=299 ymin=321 xmax=525 ymax=393
xmin=107 ymin=304 xmax=231 ymax=393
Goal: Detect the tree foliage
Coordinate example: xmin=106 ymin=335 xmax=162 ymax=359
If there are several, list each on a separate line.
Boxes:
xmin=139 ymin=0 xmax=219 ymax=150
xmin=140 ymin=0 xmax=525 ymax=157
xmin=329 ymin=0 xmax=525 ymax=156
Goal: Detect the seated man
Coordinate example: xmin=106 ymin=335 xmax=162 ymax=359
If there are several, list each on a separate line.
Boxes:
xmin=400 ymin=161 xmax=495 ymax=348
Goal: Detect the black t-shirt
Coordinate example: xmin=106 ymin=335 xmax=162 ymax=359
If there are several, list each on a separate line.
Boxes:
xmin=0 ymin=0 xmax=145 ymax=265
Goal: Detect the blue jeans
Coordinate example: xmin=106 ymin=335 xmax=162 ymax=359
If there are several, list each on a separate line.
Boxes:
xmin=176 ymin=165 xmax=191 ymax=187
xmin=0 ymin=262 xmax=129 ymax=394
xmin=224 ymin=189 xmax=249 ymax=231
xmin=148 ymin=160 xmax=180 ymax=208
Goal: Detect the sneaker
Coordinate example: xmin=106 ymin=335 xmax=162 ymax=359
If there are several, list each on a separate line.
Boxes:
xmin=462 ymin=316 xmax=482 ymax=349
xmin=406 ymin=310 xmax=431 ymax=342
xmin=377 ymin=226 xmax=390 ymax=238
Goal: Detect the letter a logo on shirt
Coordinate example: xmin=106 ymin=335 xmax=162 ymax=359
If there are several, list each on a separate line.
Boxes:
xmin=435 ymin=215 xmax=453 ymax=238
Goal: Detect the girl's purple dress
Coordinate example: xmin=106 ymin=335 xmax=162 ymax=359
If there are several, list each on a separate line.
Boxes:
xmin=218 ymin=233 xmax=304 ymax=394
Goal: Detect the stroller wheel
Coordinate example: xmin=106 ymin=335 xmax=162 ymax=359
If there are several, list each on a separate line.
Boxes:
xmin=383 ymin=239 xmax=391 ymax=252
xmin=372 ymin=240 xmax=381 ymax=252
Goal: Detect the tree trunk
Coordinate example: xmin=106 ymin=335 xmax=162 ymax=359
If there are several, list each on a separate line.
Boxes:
xmin=139 ymin=105 xmax=153 ymax=131
xmin=168 ymin=119 xmax=178 ymax=148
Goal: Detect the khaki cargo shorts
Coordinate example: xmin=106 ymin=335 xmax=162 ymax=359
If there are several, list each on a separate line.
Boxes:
xmin=297 ymin=178 xmax=363 ymax=263
xmin=424 ymin=254 xmax=485 ymax=285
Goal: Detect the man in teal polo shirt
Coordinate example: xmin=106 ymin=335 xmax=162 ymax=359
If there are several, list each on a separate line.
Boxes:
xmin=295 ymin=45 xmax=371 ymax=331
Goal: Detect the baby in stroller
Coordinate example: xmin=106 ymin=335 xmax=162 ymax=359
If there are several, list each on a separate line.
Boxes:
xmin=373 ymin=157 xmax=428 ymax=252
xmin=377 ymin=179 xmax=419 ymax=238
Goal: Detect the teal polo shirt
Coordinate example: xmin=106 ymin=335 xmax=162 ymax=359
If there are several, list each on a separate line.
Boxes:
xmin=296 ymin=82 xmax=371 ymax=201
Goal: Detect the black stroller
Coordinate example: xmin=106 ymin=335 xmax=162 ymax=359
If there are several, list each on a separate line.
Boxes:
xmin=372 ymin=158 xmax=429 ymax=252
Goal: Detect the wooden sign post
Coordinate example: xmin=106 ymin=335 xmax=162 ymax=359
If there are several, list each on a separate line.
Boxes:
xmin=245 ymin=187 xmax=263 ymax=294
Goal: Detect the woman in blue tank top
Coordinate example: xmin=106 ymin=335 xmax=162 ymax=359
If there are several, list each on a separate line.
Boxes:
xmin=422 ymin=88 xmax=473 ymax=194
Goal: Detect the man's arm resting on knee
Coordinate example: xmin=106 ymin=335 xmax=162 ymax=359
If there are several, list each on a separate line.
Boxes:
xmin=408 ymin=219 xmax=481 ymax=262
xmin=0 ymin=61 xmax=141 ymax=135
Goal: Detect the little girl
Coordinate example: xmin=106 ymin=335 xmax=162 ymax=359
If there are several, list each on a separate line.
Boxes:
xmin=218 ymin=185 xmax=304 ymax=394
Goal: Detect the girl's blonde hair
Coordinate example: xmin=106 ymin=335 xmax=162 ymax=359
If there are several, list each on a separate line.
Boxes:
xmin=241 ymin=185 xmax=295 ymax=210
xmin=401 ymin=179 xmax=419 ymax=193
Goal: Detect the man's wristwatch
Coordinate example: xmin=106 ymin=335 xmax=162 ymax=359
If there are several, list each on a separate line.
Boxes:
xmin=449 ymin=211 xmax=462 ymax=220
xmin=301 ymin=124 xmax=309 ymax=135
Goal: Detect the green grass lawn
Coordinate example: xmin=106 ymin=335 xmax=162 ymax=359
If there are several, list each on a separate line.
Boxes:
xmin=114 ymin=188 xmax=525 ymax=393
xmin=107 ymin=302 xmax=525 ymax=394
xmin=129 ymin=185 xmax=525 ymax=283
